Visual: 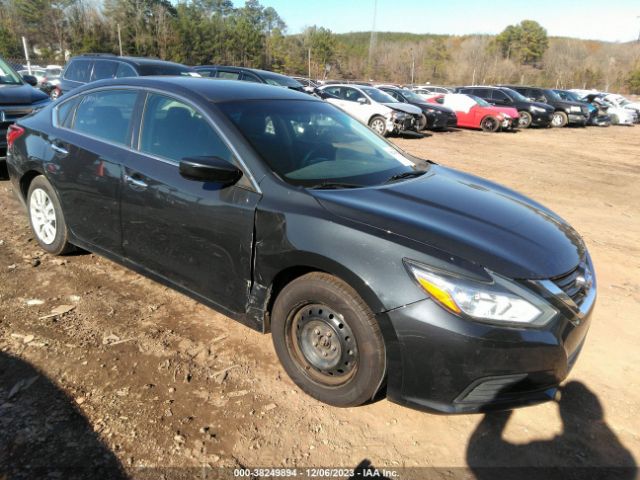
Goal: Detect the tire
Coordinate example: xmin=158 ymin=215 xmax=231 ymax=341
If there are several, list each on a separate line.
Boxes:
xmin=50 ymin=88 xmax=60 ymax=101
xmin=610 ymin=114 xmax=619 ymax=125
xmin=418 ymin=113 xmax=428 ymax=131
xmin=480 ymin=116 xmax=500 ymax=132
xmin=368 ymin=115 xmax=388 ymax=136
xmin=271 ymin=272 xmax=386 ymax=407
xmin=517 ymin=111 xmax=532 ymax=128
xmin=27 ymin=175 xmax=74 ymax=255
xmin=551 ymin=111 xmax=568 ymax=128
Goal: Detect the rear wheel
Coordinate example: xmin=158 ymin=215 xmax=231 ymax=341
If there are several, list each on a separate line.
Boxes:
xmin=551 ymin=111 xmax=568 ymax=128
xmin=271 ymin=272 xmax=386 ymax=407
xmin=517 ymin=111 xmax=532 ymax=128
xmin=368 ymin=115 xmax=387 ymax=136
xmin=418 ymin=113 xmax=428 ymax=130
xmin=480 ymin=116 xmax=500 ymax=132
xmin=27 ymin=176 xmax=74 ymax=255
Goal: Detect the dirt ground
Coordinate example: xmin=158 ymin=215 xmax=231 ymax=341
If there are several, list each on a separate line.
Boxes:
xmin=1 ymin=124 xmax=639 ymax=479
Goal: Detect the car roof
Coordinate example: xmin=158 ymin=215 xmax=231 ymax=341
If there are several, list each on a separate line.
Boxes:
xmin=71 ymin=76 xmax=316 ymax=103
xmin=71 ymin=55 xmax=189 ymax=69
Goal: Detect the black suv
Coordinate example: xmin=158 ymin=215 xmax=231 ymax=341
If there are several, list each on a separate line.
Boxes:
xmin=0 ymin=56 xmax=50 ymax=174
xmin=500 ymin=85 xmax=589 ymax=128
xmin=56 ymin=54 xmax=197 ymax=99
xmin=456 ymin=86 xmax=554 ymax=128
xmin=378 ymin=86 xmax=457 ymax=130
xmin=194 ymin=65 xmax=305 ymax=92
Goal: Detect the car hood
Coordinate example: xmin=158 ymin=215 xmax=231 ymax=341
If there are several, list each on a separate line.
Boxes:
xmin=486 ymin=106 xmax=519 ymax=118
xmin=0 ymin=83 xmax=49 ymax=105
xmin=416 ymin=102 xmax=454 ymax=114
xmin=386 ymin=102 xmax=422 ymax=115
xmin=312 ymin=165 xmax=585 ymax=279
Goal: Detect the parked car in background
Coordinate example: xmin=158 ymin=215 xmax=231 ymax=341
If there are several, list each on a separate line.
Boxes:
xmin=603 ymin=94 xmax=640 ymax=121
xmin=195 ymin=65 xmax=305 ymax=92
xmin=554 ymin=90 xmax=611 ymax=127
xmin=456 ymin=86 xmax=553 ymax=129
xmin=0 ymin=57 xmax=50 ymax=174
xmin=409 ymin=85 xmax=453 ymax=95
xmin=55 ymin=54 xmax=199 ymax=99
xmin=427 ymin=94 xmax=517 ymax=132
xmin=318 ymin=84 xmax=422 ymax=135
xmin=501 ymin=85 xmax=589 ymax=127
xmin=377 ymin=86 xmax=457 ymax=130
xmin=7 ymin=76 xmax=596 ymax=414
xmin=583 ymin=94 xmax=636 ymax=126
xmin=19 ymin=68 xmax=47 ymax=86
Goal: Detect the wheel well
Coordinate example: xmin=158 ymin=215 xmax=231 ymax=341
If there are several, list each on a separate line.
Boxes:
xmin=266 ymin=266 xmax=324 ymax=320
xmin=19 ymin=170 xmax=42 ymax=200
xmin=368 ymin=114 xmax=385 ymax=125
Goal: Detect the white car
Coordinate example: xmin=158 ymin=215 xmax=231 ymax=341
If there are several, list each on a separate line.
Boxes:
xmin=318 ymin=84 xmax=423 ymax=136
xmin=582 ymin=94 xmax=637 ymax=125
xmin=603 ymin=94 xmax=640 ymax=122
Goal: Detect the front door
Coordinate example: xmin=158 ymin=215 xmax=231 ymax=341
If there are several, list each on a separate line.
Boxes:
xmin=120 ymin=92 xmax=260 ymax=313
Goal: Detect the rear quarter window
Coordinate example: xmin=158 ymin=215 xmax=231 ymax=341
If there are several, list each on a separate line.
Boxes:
xmin=63 ymin=60 xmax=93 ymax=83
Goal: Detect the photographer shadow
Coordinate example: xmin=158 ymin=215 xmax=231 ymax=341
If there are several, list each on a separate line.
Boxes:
xmin=0 ymin=351 xmax=127 ymax=480
xmin=466 ymin=381 xmax=636 ymax=480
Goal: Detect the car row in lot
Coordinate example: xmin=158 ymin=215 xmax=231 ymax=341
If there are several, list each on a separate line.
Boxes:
xmin=6 ymin=75 xmax=596 ymax=415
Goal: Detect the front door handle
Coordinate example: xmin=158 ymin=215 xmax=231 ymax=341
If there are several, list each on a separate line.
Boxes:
xmin=50 ymin=143 xmax=68 ymax=156
xmin=124 ymin=174 xmax=148 ymax=190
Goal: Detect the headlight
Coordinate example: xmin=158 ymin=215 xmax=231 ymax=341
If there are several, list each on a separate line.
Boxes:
xmin=502 ymin=113 xmax=511 ymax=119
xmin=530 ymin=106 xmax=546 ymax=113
xmin=569 ymin=106 xmax=582 ymax=113
xmin=404 ymin=260 xmax=557 ymax=327
xmin=391 ymin=110 xmax=409 ymax=119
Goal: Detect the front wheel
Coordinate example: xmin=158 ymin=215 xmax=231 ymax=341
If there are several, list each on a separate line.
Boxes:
xmin=517 ymin=111 xmax=532 ymax=128
xmin=27 ymin=176 xmax=74 ymax=255
xmin=480 ymin=116 xmax=500 ymax=132
xmin=271 ymin=272 xmax=386 ymax=407
xmin=368 ymin=115 xmax=388 ymax=136
xmin=551 ymin=111 xmax=568 ymax=128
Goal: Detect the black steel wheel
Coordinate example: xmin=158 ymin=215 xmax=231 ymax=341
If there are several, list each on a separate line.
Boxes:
xmin=271 ymin=272 xmax=386 ymax=407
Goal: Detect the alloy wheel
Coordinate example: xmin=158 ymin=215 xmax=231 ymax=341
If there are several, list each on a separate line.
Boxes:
xmin=29 ymin=188 xmax=57 ymax=245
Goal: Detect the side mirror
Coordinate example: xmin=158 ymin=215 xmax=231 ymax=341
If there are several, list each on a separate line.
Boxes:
xmin=22 ymin=75 xmax=38 ymax=86
xmin=357 ymin=97 xmax=368 ymax=104
xmin=179 ymin=156 xmax=243 ymax=185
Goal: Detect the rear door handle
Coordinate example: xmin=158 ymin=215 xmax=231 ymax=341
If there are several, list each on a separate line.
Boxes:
xmin=124 ymin=174 xmax=148 ymax=190
xmin=50 ymin=143 xmax=68 ymax=156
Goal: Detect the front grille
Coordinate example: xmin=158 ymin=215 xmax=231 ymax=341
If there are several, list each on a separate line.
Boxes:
xmin=552 ymin=261 xmax=592 ymax=306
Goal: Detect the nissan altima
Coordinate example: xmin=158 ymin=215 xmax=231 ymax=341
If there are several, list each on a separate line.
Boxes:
xmin=6 ymin=77 xmax=596 ymax=413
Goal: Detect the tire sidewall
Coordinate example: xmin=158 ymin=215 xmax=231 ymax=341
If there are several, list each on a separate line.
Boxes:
xmin=369 ymin=116 xmax=387 ymax=136
xmin=552 ymin=111 xmax=568 ymax=128
xmin=271 ymin=274 xmax=385 ymax=407
xmin=27 ymin=175 xmax=71 ymax=255
xmin=481 ymin=116 xmax=499 ymax=132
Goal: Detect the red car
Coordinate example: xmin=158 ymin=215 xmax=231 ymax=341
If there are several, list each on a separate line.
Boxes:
xmin=428 ymin=94 xmax=519 ymax=132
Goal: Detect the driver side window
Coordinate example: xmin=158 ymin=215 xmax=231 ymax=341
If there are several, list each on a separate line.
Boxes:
xmin=139 ymin=93 xmax=233 ymax=164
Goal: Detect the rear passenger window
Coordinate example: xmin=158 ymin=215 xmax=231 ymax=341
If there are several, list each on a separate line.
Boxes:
xmin=91 ymin=60 xmax=118 ymax=81
xmin=73 ymin=90 xmax=138 ymax=145
xmin=115 ymin=62 xmax=136 ymax=78
xmin=241 ymin=73 xmax=261 ymax=83
xmin=196 ymin=69 xmax=215 ymax=78
xmin=64 ymin=60 xmax=93 ymax=82
xmin=139 ymin=93 xmax=233 ymax=164
xmin=491 ymin=90 xmax=508 ymax=101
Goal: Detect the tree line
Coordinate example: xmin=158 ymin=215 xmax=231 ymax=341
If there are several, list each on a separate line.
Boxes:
xmin=0 ymin=0 xmax=638 ymax=93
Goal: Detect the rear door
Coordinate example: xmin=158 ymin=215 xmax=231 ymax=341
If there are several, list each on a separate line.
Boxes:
xmin=49 ymin=88 xmax=141 ymax=254
xmin=120 ymin=91 xmax=260 ymax=313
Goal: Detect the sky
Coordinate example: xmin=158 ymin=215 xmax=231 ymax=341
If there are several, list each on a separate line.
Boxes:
xmin=243 ymin=0 xmax=640 ymax=43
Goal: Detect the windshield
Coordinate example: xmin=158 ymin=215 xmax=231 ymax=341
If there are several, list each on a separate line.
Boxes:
xmin=502 ymin=88 xmax=528 ymax=102
xmin=470 ymin=95 xmax=491 ymax=107
xmin=262 ymin=72 xmax=303 ymax=88
xmin=557 ymin=90 xmax=581 ymax=102
xmin=219 ymin=100 xmax=421 ymax=187
xmin=0 ymin=59 xmax=23 ymax=85
xmin=399 ymin=89 xmax=424 ymax=103
xmin=361 ymin=87 xmax=397 ymax=104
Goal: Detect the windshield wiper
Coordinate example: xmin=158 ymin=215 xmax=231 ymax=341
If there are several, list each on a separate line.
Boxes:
xmin=308 ymin=182 xmax=363 ymax=190
xmin=384 ymin=170 xmax=426 ymax=184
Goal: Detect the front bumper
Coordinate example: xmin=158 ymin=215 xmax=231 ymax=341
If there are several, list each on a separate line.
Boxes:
xmin=426 ymin=112 xmax=458 ymax=130
xmin=568 ymin=113 xmax=588 ymax=126
xmin=381 ymin=273 xmax=595 ymax=414
xmin=531 ymin=111 xmax=553 ymax=127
